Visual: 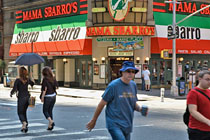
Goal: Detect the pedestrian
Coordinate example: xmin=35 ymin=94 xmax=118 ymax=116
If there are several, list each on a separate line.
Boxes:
xmin=187 ymin=70 xmax=210 ymax=140
xmin=86 ymin=61 xmax=148 ymax=140
xmin=195 ymin=69 xmax=200 ymax=86
xmin=160 ymin=68 xmax=165 ymax=84
xmin=188 ymin=67 xmax=196 ymax=90
xmin=40 ymin=66 xmax=58 ymax=131
xmin=142 ymin=66 xmax=151 ymax=91
xmin=10 ymin=67 xmax=34 ymax=133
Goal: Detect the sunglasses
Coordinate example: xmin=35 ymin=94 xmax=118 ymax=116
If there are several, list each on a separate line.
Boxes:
xmin=125 ymin=70 xmax=136 ymax=74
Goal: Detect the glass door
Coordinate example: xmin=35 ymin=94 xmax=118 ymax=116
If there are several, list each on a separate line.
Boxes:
xmin=78 ymin=59 xmax=92 ymax=88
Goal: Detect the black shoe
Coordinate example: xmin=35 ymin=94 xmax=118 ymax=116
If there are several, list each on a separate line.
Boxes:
xmin=21 ymin=123 xmax=28 ymax=133
xmin=47 ymin=122 xmax=55 ymax=131
xmin=21 ymin=127 xmax=28 ymax=133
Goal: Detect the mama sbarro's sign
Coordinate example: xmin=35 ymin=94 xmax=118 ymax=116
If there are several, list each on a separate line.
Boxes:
xmin=16 ymin=0 xmax=87 ymax=24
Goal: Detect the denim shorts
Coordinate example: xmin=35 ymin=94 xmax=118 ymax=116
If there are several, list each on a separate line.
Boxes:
xmin=108 ymin=127 xmax=131 ymax=140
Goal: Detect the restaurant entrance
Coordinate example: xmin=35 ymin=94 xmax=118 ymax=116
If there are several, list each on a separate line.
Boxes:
xmin=108 ymin=57 xmax=134 ymax=82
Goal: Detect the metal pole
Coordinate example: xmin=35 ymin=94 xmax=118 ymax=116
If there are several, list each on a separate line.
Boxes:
xmin=160 ymin=88 xmax=165 ymax=102
xmin=171 ymin=0 xmax=178 ymax=96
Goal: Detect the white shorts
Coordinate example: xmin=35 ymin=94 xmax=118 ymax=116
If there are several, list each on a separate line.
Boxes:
xmin=145 ymin=80 xmax=151 ymax=85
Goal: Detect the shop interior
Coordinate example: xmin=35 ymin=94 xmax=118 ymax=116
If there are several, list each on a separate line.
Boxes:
xmin=108 ymin=57 xmax=134 ymax=82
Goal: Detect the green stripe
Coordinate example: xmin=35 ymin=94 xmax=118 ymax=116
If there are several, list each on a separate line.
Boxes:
xmin=154 ymin=12 xmax=210 ymax=28
xmin=153 ymin=0 xmax=165 ymax=2
xmin=14 ymin=14 xmax=87 ymax=34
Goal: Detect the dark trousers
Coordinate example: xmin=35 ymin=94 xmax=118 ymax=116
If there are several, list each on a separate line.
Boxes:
xmin=43 ymin=96 xmax=56 ymax=119
xmin=141 ymin=78 xmax=145 ymax=91
xmin=188 ymin=128 xmax=210 ymax=140
xmin=17 ymin=96 xmax=29 ymax=123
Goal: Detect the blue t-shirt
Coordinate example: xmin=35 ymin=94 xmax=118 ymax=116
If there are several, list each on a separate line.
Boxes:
xmin=102 ymin=78 xmax=138 ymax=133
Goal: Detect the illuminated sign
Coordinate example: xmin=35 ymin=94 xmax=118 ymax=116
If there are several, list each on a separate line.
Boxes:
xmin=132 ymin=7 xmax=147 ymax=12
xmin=92 ymin=7 xmax=106 ymax=13
xmin=108 ymin=0 xmax=132 ymax=21
xmin=15 ymin=0 xmax=87 ymax=24
xmin=161 ymin=49 xmax=171 ymax=59
xmin=108 ymin=48 xmax=133 ymax=56
xmin=86 ymin=26 xmax=155 ymax=36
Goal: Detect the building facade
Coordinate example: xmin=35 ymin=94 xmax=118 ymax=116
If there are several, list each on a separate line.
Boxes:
xmin=3 ymin=0 xmax=210 ymax=89
xmin=151 ymin=0 xmax=210 ymax=87
xmin=87 ymin=0 xmax=155 ymax=89
xmin=4 ymin=0 xmax=92 ymax=88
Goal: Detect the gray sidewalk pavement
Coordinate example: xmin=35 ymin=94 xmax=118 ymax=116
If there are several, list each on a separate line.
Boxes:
xmin=0 ymin=84 xmax=187 ymax=110
xmin=0 ymin=83 xmax=187 ymax=101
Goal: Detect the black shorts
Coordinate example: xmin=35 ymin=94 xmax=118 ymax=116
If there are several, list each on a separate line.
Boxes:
xmin=188 ymin=128 xmax=210 ymax=140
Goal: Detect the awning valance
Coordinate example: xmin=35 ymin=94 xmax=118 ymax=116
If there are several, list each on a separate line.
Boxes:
xmin=10 ymin=39 xmax=92 ymax=56
xmin=151 ymin=37 xmax=210 ymax=54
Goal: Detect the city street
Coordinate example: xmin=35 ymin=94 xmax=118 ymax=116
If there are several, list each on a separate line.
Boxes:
xmin=1 ymin=0 xmax=209 ymax=139
xmin=0 ymin=85 xmax=189 ymax=140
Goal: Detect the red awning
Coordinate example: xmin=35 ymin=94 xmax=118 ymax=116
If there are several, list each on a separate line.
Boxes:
xmin=9 ymin=39 xmax=92 ymax=56
xmin=151 ymin=37 xmax=210 ymax=54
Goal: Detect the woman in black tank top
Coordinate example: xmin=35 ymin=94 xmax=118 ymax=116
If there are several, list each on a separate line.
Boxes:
xmin=40 ymin=66 xmax=58 ymax=131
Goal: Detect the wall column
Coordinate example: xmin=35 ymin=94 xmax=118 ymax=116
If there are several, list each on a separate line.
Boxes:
xmin=56 ymin=59 xmax=64 ymax=86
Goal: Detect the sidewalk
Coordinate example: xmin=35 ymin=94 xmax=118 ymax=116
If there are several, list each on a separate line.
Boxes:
xmin=29 ymin=85 xmax=187 ymax=100
xmin=0 ymin=84 xmax=187 ymax=110
xmin=0 ymin=84 xmax=187 ymax=101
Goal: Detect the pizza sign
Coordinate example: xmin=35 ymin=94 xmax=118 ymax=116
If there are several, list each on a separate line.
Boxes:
xmin=108 ymin=0 xmax=132 ymax=21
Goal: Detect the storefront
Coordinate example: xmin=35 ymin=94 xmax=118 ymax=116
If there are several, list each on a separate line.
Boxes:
xmin=87 ymin=0 xmax=154 ymax=89
xmin=151 ymin=0 xmax=210 ymax=87
xmin=9 ymin=0 xmax=92 ymax=88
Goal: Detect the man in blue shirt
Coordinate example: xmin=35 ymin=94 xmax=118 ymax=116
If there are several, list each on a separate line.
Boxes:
xmin=86 ymin=61 xmax=148 ymax=140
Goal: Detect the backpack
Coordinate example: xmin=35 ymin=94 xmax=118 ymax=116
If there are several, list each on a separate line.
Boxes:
xmin=183 ymin=106 xmax=190 ymax=126
xmin=183 ymin=89 xmax=210 ymax=126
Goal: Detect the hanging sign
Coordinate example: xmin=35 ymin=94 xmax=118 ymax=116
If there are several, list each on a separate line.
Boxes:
xmin=108 ymin=0 xmax=132 ymax=21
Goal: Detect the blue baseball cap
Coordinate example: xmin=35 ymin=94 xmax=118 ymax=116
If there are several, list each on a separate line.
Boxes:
xmin=120 ymin=61 xmax=139 ymax=73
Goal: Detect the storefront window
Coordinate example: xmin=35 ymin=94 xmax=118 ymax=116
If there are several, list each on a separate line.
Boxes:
xmin=88 ymin=61 xmax=92 ymax=86
xmin=150 ymin=59 xmax=172 ymax=85
xmin=151 ymin=60 xmax=158 ymax=83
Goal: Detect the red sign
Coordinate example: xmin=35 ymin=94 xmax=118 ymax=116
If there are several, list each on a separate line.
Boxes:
xmin=16 ymin=0 xmax=87 ymax=24
xmin=86 ymin=26 xmax=155 ymax=36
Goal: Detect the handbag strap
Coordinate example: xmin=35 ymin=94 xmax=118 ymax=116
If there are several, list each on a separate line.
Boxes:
xmin=195 ymin=89 xmax=210 ymax=101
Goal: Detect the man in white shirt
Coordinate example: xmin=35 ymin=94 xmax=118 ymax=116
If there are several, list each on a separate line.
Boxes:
xmin=142 ymin=67 xmax=150 ymax=91
xmin=188 ymin=67 xmax=196 ymax=90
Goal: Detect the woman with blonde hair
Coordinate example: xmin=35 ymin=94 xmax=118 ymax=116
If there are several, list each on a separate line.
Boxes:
xmin=40 ymin=66 xmax=58 ymax=130
xmin=10 ymin=66 xmax=34 ymax=133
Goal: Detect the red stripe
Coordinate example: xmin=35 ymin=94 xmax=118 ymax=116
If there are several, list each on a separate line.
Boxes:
xmin=16 ymin=16 xmax=22 ymax=19
xmin=153 ymin=8 xmax=166 ymax=13
xmin=153 ymin=2 xmax=166 ymax=7
xmin=80 ymin=0 xmax=87 ymax=2
xmin=151 ymin=37 xmax=210 ymax=54
xmin=80 ymin=4 xmax=88 ymax=8
xmin=16 ymin=21 xmax=22 ymax=24
xmin=80 ymin=11 xmax=88 ymax=14
xmin=9 ymin=39 xmax=92 ymax=56
xmin=16 ymin=10 xmax=22 ymax=14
